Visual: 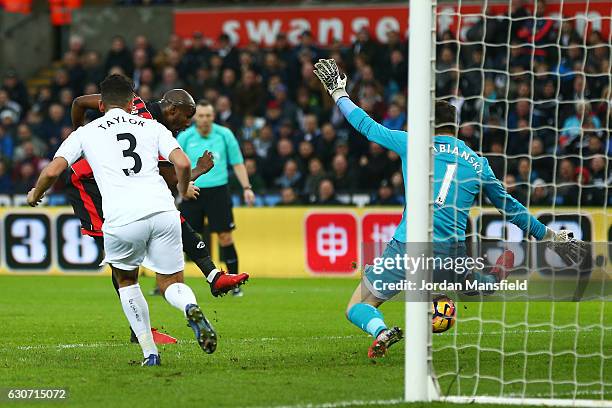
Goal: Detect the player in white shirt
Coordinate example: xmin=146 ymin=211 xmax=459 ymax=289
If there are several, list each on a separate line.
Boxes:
xmin=27 ymin=74 xmax=217 ymax=366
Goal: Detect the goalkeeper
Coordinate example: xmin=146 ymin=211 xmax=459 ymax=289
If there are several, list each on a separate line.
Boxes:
xmin=314 ymin=59 xmax=584 ymax=359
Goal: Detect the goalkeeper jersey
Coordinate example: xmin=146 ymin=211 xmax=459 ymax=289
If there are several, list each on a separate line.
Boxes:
xmin=341 ymin=99 xmax=547 ymax=243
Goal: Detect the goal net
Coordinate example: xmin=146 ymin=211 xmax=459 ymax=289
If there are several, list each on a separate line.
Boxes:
xmin=409 ymin=0 xmax=612 ymax=406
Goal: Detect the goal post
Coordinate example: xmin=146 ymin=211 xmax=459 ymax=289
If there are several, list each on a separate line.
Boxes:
xmin=405 ymin=0 xmax=436 ymax=402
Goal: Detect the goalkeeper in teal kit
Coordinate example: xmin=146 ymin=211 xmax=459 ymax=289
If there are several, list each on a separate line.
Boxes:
xmin=314 ymin=59 xmax=584 ymax=358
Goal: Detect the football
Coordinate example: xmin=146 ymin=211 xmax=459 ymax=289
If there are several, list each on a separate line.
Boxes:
xmin=432 ymin=295 xmax=456 ymax=333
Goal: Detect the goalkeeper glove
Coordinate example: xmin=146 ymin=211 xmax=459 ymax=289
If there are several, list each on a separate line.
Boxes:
xmin=542 ymin=228 xmax=588 ymax=265
xmin=313 ymin=59 xmax=349 ymax=102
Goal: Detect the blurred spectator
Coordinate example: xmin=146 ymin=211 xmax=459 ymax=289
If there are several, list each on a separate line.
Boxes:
xmin=253 ymin=124 xmax=274 ymax=160
xmin=303 ymin=157 xmax=325 ymax=197
xmin=560 ymin=101 xmax=601 ymax=149
xmin=217 ymin=33 xmax=240 ymax=72
xmin=234 ymin=70 xmax=265 ymax=117
xmin=530 ymin=137 xmax=554 ymax=181
xmin=370 ymin=180 xmax=402 ymax=206
xmin=275 ymin=159 xmax=302 ymax=190
xmin=0 ymin=126 xmax=15 ymax=159
xmin=296 ymin=141 xmax=315 ymax=174
xmin=530 ymin=179 xmax=552 ymax=206
xmin=231 ymin=158 xmax=265 ymax=195
xmin=276 ymin=187 xmax=301 ymax=206
xmin=0 ymin=88 xmax=22 ymax=119
xmin=582 ymin=155 xmax=609 ymax=205
xmin=382 ymin=103 xmax=406 ymax=130
xmin=189 ymin=66 xmax=215 ymax=100
xmin=63 ymin=51 xmax=86 ymax=95
xmin=264 ymin=138 xmax=295 ymax=184
xmin=83 ymin=51 xmax=105 ymax=86
xmin=105 ymin=36 xmax=133 ymax=76
xmin=180 ymin=32 xmax=210 ymax=79
xmin=352 ymin=28 xmax=378 ymax=65
xmin=41 ymin=104 xmax=70 ymax=148
xmin=2 ymin=70 xmax=29 ymax=112
xmin=215 ymin=95 xmax=242 ymax=135
xmin=0 ymin=161 xmax=13 ymax=194
xmin=329 ymin=154 xmax=357 ymax=192
xmin=13 ymin=162 xmax=37 ymax=194
xmin=13 ymin=124 xmax=46 ymax=161
xmin=1 ymin=109 xmax=18 ymax=137
xmin=314 ymin=179 xmax=341 ymax=205
xmin=154 ymin=66 xmax=184 ymax=99
xmin=503 ymin=174 xmax=526 ymax=205
xmin=555 ymin=159 xmax=580 ymax=205
xmin=359 ymin=142 xmax=387 ymax=189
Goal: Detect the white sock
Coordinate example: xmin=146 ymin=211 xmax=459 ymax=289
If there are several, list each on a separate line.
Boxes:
xmin=164 ymin=282 xmax=197 ymax=316
xmin=118 ymin=283 xmax=158 ymax=358
xmin=206 ymin=269 xmax=220 ymax=283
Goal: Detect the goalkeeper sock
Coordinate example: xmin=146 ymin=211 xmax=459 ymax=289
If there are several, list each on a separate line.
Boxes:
xmin=220 ymin=244 xmax=239 ymax=275
xmin=119 ymin=283 xmax=157 ymax=358
xmin=347 ymin=303 xmax=387 ymax=338
xmin=164 ymin=283 xmax=197 ymax=317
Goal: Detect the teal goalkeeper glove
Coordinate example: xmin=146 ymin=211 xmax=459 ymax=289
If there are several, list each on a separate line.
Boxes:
xmin=313 ymin=59 xmax=349 ymax=102
xmin=543 ymin=228 xmax=588 ymax=265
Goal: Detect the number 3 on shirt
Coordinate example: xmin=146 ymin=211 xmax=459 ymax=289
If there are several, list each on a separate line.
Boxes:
xmin=435 ymin=163 xmax=457 ymax=206
xmin=117 ymin=133 xmax=142 ymax=176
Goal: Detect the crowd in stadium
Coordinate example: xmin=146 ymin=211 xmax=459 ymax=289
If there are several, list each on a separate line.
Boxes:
xmin=0 ymin=2 xmax=609 ymax=206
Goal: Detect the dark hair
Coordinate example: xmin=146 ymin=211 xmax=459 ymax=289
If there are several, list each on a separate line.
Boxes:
xmin=197 ymin=99 xmax=213 ymax=108
xmin=435 ymin=100 xmax=457 ymax=135
xmin=100 ymin=74 xmax=133 ymax=107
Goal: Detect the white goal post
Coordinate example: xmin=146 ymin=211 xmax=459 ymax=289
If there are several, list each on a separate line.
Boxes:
xmin=405 ymin=0 xmax=437 ymax=402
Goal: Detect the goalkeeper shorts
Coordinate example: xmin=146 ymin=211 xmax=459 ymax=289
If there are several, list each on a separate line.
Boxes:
xmin=362 ymin=239 xmax=470 ymax=300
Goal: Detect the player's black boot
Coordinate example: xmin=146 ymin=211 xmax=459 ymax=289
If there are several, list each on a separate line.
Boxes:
xmin=185 ymin=304 xmax=217 ymax=354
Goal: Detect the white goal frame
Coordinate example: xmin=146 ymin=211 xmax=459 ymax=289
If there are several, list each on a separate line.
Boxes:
xmin=404 ymin=1 xmax=611 ymax=407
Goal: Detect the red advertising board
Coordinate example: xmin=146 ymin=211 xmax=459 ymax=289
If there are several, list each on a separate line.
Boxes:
xmin=305 ymin=212 xmax=358 ymax=274
xmin=361 ymin=212 xmax=402 ymax=267
xmin=175 ymin=2 xmax=611 ymax=47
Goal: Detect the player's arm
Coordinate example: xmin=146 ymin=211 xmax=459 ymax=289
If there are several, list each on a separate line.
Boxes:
xmin=481 ymin=161 xmax=546 ymax=239
xmin=191 ymin=150 xmax=214 ymax=181
xmin=71 ymin=94 xmax=102 ymax=129
xmin=158 ymin=125 xmax=193 ymax=199
xmin=314 ymin=59 xmax=405 ymax=153
xmin=168 ymin=148 xmax=192 ymax=198
xmin=481 ymin=159 xmax=585 ymax=262
xmin=28 ymin=131 xmax=83 ymax=206
xmin=225 ymin=130 xmax=255 ymax=206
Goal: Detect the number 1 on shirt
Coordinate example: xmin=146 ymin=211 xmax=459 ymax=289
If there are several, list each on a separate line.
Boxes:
xmin=435 ymin=163 xmax=457 ymax=206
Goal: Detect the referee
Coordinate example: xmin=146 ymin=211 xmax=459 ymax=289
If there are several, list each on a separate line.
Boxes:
xmin=177 ymin=99 xmax=255 ymax=296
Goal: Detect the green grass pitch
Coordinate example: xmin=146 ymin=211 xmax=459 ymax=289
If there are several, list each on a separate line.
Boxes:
xmin=0 ymin=275 xmax=609 ymax=407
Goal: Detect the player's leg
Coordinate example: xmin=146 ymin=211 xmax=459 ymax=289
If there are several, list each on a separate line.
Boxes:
xmin=179 ymin=216 xmax=248 ymax=297
xmin=346 ymin=281 xmax=386 ymax=336
xmin=147 ymin=211 xmax=217 ymax=354
xmin=349 ymin=239 xmax=405 ymax=358
xmin=217 ymin=231 xmax=243 ymax=296
xmin=103 ymin=221 xmax=159 ymax=366
xmin=94 ymin=234 xmax=139 ymax=343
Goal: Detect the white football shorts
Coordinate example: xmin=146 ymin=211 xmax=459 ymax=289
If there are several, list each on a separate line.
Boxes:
xmin=102 ymin=210 xmax=184 ymax=275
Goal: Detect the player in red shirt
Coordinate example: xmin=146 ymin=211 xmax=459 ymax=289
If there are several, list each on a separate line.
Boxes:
xmin=65 ymin=89 xmax=248 ymax=343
